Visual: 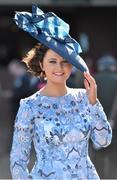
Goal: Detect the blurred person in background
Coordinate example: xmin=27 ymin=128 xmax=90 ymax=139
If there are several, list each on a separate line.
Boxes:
xmin=5 ymin=59 xmax=32 ymax=120
xmin=94 ymin=54 xmax=117 ymax=137
xmin=95 ymin=54 xmax=117 ymax=117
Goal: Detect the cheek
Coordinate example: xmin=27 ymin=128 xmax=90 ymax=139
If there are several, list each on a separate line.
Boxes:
xmin=43 ymin=67 xmax=53 ymax=77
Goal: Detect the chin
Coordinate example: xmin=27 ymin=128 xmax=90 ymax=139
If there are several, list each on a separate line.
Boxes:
xmin=47 ymin=76 xmax=69 ymax=84
xmin=51 ymin=78 xmax=67 ymax=84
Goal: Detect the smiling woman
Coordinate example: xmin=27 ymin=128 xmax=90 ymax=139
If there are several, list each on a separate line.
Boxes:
xmin=10 ymin=4 xmax=112 ymax=180
xmin=10 ymin=41 xmax=112 ymax=180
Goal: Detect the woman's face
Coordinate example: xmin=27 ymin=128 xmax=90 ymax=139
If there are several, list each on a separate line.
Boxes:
xmin=41 ymin=49 xmax=73 ymax=84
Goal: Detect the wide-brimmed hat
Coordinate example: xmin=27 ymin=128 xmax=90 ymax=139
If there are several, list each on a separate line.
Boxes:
xmin=14 ymin=4 xmax=89 ymax=72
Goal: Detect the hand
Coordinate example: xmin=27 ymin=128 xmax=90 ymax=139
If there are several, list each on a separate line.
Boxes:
xmin=83 ymin=72 xmax=97 ymax=105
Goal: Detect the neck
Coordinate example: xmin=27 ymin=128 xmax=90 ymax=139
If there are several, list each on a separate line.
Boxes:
xmin=40 ymin=81 xmax=69 ymax=97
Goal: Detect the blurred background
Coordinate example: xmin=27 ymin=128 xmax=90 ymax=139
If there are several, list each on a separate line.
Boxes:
xmin=0 ymin=0 xmax=117 ymax=179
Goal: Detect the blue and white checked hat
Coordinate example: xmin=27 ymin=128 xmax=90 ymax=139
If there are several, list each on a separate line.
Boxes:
xmin=14 ymin=4 xmax=89 ymax=72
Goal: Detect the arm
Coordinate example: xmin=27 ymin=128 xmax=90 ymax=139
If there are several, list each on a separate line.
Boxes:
xmin=83 ymin=72 xmax=112 ymax=148
xmin=84 ymin=92 xmax=112 ymax=148
xmin=10 ymin=99 xmax=34 ymax=179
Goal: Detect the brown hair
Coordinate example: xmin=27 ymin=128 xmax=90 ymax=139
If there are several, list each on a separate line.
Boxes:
xmin=22 ymin=43 xmax=49 ymax=79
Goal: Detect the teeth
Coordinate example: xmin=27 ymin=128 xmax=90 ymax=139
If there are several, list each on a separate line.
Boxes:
xmin=54 ymin=73 xmax=63 ymax=76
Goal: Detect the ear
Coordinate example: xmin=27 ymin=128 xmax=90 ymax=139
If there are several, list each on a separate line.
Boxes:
xmin=39 ymin=62 xmax=44 ymax=71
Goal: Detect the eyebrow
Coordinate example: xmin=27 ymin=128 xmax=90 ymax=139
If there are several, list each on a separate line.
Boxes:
xmin=48 ymin=58 xmax=67 ymax=61
xmin=48 ymin=58 xmax=57 ymax=61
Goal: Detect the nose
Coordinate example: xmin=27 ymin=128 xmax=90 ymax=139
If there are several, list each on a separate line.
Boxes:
xmin=55 ymin=62 xmax=64 ymax=70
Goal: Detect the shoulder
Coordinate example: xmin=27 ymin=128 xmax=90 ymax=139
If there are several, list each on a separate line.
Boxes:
xmin=69 ymin=88 xmax=88 ymax=106
xmin=20 ymin=91 xmax=40 ymax=106
xmin=14 ymin=92 xmax=40 ymax=127
xmin=69 ymin=88 xmax=87 ymax=98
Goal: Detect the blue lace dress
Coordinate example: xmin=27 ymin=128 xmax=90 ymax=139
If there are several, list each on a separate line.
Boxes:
xmin=10 ymin=88 xmax=112 ymax=180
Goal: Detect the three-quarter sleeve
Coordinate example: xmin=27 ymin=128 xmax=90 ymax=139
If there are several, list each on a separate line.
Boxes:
xmin=83 ymin=90 xmax=112 ymax=148
xmin=10 ymin=99 xmax=34 ymax=179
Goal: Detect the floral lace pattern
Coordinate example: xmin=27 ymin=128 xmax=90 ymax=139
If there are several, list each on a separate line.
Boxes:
xmin=10 ymin=88 xmax=112 ymax=179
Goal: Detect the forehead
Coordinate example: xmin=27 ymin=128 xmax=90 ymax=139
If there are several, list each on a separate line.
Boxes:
xmin=44 ymin=49 xmax=65 ymax=60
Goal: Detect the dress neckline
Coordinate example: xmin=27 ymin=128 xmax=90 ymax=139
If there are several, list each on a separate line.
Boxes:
xmin=38 ymin=87 xmax=73 ymax=99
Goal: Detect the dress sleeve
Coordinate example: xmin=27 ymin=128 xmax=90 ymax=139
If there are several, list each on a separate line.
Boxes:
xmin=10 ymin=99 xmax=34 ymax=179
xmin=82 ymin=89 xmax=112 ymax=148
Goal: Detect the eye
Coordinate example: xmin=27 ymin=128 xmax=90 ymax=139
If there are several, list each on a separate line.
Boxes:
xmin=49 ymin=60 xmax=56 ymax=63
xmin=62 ymin=60 xmax=68 ymax=63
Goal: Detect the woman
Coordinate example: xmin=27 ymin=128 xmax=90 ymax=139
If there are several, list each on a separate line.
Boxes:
xmin=10 ymin=5 xmax=112 ymax=180
xmin=10 ymin=43 xmax=112 ymax=179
